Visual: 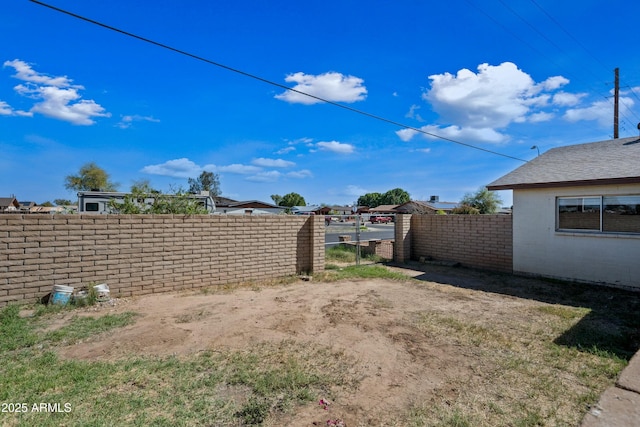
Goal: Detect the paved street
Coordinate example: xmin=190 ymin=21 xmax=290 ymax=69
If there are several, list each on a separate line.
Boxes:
xmin=325 ymin=221 xmax=394 ymax=245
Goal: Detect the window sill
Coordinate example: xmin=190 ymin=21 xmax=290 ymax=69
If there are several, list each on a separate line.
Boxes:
xmin=555 ymin=230 xmax=640 ymax=239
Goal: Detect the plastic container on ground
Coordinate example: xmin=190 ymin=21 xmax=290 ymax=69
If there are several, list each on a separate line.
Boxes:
xmin=50 ymin=284 xmax=74 ymax=305
xmin=93 ymin=283 xmax=110 ymax=302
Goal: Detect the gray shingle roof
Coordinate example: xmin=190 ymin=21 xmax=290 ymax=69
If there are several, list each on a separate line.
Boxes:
xmin=487 ymin=137 xmax=640 ymax=190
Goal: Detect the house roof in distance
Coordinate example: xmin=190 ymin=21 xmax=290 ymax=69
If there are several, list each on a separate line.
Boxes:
xmin=369 ymin=205 xmax=399 ymax=213
xmin=0 ymin=197 xmax=20 ymax=209
xmin=395 ymin=200 xmax=460 ymax=212
xmin=488 ymin=137 xmax=640 ymax=190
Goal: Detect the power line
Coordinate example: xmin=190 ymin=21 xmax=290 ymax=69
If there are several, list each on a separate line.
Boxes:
xmin=466 ymin=0 xmax=618 ymax=136
xmin=29 ymin=0 xmax=528 ymax=163
xmin=474 ymin=0 xmax=640 ymax=130
xmin=527 ymin=0 xmax=640 ymax=124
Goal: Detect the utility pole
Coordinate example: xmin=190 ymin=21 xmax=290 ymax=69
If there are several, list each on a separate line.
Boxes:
xmin=614 ymin=67 xmax=619 ymax=139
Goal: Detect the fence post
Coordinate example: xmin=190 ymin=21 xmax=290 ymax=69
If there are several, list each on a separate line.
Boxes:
xmin=394 ymin=214 xmax=412 ymax=263
xmin=310 ymin=216 xmax=325 ymax=273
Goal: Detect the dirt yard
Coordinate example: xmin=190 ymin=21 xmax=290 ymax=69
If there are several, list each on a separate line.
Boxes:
xmin=51 ymin=263 xmax=639 ymax=426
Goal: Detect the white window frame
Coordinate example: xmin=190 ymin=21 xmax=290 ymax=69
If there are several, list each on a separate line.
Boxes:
xmin=556 ymin=195 xmax=640 ymax=234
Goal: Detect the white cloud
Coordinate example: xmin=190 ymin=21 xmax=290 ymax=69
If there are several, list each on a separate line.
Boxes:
xmin=29 ymin=86 xmax=110 ymax=125
xmin=552 ymin=91 xmax=585 ymax=107
xmin=1 ymin=102 xmax=34 ymax=116
xmin=316 ymin=140 xmax=355 ymax=154
xmin=3 ymin=59 xmax=109 ymax=125
xmin=405 ymin=104 xmax=424 ymax=122
xmin=117 ymin=114 xmax=160 ymax=129
xmin=276 ymin=146 xmax=295 ymax=155
xmin=425 ymin=62 xmax=544 ymax=129
xmin=414 ymin=148 xmax=432 ymax=154
xmin=0 ymin=100 xmax=13 ymax=116
xmin=538 ymin=75 xmax=569 ymax=91
xmin=251 ymin=158 xmax=295 ymax=168
xmin=4 ymin=59 xmax=73 ymax=87
xmin=396 ymin=128 xmax=419 ymax=142
xmin=344 ymin=185 xmax=369 ymax=197
xmin=396 ymin=124 xmax=508 ymax=144
xmin=528 ymin=112 xmax=554 ymax=123
xmin=214 ymin=164 xmax=262 ymax=174
xmin=399 ymin=62 xmax=578 ymax=143
xmin=286 ymin=169 xmax=313 ymax=179
xmin=275 ymin=71 xmax=367 ymax=105
xmin=563 ymin=99 xmax=615 ymax=127
xmin=246 ymin=171 xmax=282 ymax=182
xmin=141 ymin=158 xmax=202 ymax=178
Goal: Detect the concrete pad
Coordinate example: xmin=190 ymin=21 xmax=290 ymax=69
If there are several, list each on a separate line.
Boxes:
xmin=617 ymin=351 xmax=640 ymax=394
xmin=580 ymin=387 xmax=640 ymax=427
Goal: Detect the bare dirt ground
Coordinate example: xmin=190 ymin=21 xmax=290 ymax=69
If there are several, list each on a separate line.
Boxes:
xmin=52 ymin=263 xmax=639 ymax=426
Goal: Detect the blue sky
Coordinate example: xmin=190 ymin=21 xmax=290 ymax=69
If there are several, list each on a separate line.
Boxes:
xmin=2 ymin=0 xmax=640 ymax=207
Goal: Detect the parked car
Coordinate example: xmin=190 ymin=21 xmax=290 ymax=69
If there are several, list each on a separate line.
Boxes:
xmin=370 ymin=215 xmax=393 ymax=224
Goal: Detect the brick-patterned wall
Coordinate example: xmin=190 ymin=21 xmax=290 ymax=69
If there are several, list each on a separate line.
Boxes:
xmin=410 ymin=214 xmax=513 ymax=272
xmin=363 ymin=240 xmax=394 ymax=259
xmin=0 ymin=214 xmax=325 ymax=307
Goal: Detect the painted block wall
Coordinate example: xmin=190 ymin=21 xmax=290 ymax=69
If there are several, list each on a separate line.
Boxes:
xmin=512 ymin=185 xmax=640 ymax=289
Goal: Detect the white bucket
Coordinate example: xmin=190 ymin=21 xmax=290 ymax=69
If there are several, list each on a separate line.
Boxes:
xmin=50 ymin=284 xmax=74 ymax=305
xmin=93 ymin=283 xmax=110 ymax=302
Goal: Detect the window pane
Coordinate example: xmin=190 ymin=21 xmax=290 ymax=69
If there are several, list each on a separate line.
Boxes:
xmin=85 ymin=202 xmax=99 ymax=212
xmin=558 ymin=197 xmax=601 ymax=230
xmin=603 ymin=196 xmax=640 ymax=233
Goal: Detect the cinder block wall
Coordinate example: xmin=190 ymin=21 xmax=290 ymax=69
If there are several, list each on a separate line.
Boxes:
xmin=410 ymin=214 xmax=513 ymax=272
xmin=0 ymin=214 xmax=325 ymax=307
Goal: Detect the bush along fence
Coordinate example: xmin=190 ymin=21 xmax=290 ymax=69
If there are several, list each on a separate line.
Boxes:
xmin=0 ymin=214 xmax=325 ymax=307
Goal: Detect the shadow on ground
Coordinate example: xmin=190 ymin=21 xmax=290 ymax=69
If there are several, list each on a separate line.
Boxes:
xmin=393 ymin=261 xmax=640 ymax=361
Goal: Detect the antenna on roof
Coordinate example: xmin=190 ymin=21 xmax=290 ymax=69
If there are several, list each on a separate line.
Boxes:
xmin=614 ymin=68 xmax=619 ymax=139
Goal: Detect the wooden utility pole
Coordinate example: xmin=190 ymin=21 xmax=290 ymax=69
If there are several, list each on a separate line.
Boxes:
xmin=614 ymin=67 xmax=619 ymax=139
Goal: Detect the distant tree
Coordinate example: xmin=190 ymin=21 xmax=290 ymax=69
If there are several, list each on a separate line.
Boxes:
xmin=357 ymin=192 xmax=383 ymax=208
xmin=270 ymin=194 xmax=283 ymax=206
xmin=188 ymin=171 xmax=220 ymax=197
xmin=40 ymin=201 xmax=54 ymax=207
xmin=64 ymin=162 xmax=118 ymax=192
xmin=108 ymin=187 xmax=208 ymax=215
xmin=451 ymin=204 xmax=480 ymax=215
xmin=357 ymin=188 xmax=410 ymax=207
xmin=130 ymin=179 xmax=159 ymax=194
xmin=380 ymin=188 xmax=410 ymax=205
xmin=458 ymin=187 xmax=502 ymax=214
xmin=279 ymin=192 xmax=306 ymax=207
xmin=54 ymin=199 xmax=73 ymax=206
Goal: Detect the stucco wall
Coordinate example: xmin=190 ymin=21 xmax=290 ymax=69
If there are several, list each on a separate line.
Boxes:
xmin=0 ymin=214 xmax=325 ymax=307
xmin=513 ymin=185 xmax=640 ymax=289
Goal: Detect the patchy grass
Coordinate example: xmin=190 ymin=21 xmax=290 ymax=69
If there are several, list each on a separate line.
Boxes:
xmin=1 ymin=266 xmax=638 ymax=426
xmin=325 ymin=243 xmax=386 ymax=264
xmin=316 ymin=264 xmax=410 ymax=281
xmin=404 ymin=302 xmax=629 ymax=426
xmin=43 ymin=312 xmax=137 ymax=345
xmin=0 ymin=304 xmax=357 ymax=426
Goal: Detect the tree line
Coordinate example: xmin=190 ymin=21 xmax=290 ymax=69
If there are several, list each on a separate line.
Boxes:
xmin=52 ymin=162 xmax=502 ymax=214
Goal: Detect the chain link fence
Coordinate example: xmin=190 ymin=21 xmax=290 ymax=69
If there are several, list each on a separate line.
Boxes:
xmin=324 ymin=214 xmax=395 ymax=266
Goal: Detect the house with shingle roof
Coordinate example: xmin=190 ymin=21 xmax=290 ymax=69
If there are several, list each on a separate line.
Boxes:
xmin=395 ymin=196 xmax=460 ymax=214
xmin=0 ymin=197 xmax=20 ymax=212
xmin=215 ymin=199 xmax=286 ymax=215
xmin=487 ymin=136 xmax=640 ymax=289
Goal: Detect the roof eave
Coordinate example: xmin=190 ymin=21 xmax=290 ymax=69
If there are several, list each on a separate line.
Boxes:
xmin=487 ymin=176 xmax=640 ymax=191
